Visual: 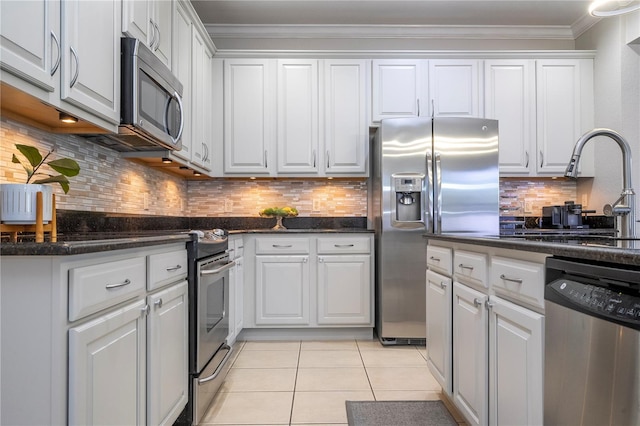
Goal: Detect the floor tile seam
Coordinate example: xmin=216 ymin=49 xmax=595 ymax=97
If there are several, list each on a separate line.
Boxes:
xmin=289 ymin=340 xmax=303 ymax=426
xmin=355 ymin=342 xmax=377 ymax=400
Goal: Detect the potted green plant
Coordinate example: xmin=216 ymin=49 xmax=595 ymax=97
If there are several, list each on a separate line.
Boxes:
xmin=0 ymin=144 xmax=80 ymax=224
xmin=259 ymin=206 xmax=299 ymax=230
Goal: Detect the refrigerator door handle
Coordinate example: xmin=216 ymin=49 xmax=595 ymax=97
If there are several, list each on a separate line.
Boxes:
xmin=433 ymin=152 xmax=442 ymax=234
xmin=426 ymin=151 xmax=433 ymax=232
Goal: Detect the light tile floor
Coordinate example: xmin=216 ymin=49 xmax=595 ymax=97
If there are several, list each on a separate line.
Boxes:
xmin=200 ymin=339 xmax=467 ymax=425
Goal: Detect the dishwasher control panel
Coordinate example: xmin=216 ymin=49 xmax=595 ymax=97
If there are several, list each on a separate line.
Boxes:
xmin=548 ymin=279 xmax=640 ymax=324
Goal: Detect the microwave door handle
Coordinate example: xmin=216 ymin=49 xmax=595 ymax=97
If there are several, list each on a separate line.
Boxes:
xmin=164 ymin=91 xmax=184 ymax=145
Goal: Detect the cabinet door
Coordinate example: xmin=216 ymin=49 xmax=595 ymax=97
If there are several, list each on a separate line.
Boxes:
xmin=453 ymin=282 xmax=488 ymax=426
xmin=484 ymin=60 xmax=535 ymax=175
xmin=235 ymin=256 xmax=244 ymax=335
xmin=60 ymin=0 xmax=120 ymax=125
xmin=148 ymin=281 xmax=188 ymax=426
xmin=536 ymin=59 xmax=592 ymax=175
xmin=488 ymin=296 xmax=543 ymax=426
xmin=255 ymin=255 xmax=310 ymax=325
xmin=228 ymin=261 xmax=237 ymax=343
xmin=429 ymin=60 xmax=481 ymax=117
xmin=0 ymin=0 xmax=60 ymax=93
xmin=170 ymin=2 xmax=192 ymax=162
xmin=68 ymin=299 xmax=146 ymax=426
xmin=191 ymin=30 xmax=213 ymax=170
xmin=372 ymin=59 xmax=427 ymax=121
xmin=317 ymin=254 xmax=371 ymax=325
xmin=121 ymin=0 xmax=153 ymax=47
xmin=151 ymin=0 xmax=173 ymax=68
xmin=324 ymin=59 xmax=368 ymax=175
xmin=277 ymin=59 xmax=319 ymax=174
xmin=223 ymin=59 xmax=276 ymax=175
xmin=426 ymin=269 xmax=453 ymax=395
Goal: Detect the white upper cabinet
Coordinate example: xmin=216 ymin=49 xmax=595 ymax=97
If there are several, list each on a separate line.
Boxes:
xmin=61 ymin=0 xmax=120 ymax=125
xmin=122 ymin=0 xmax=173 ymax=67
xmin=536 ymin=59 xmax=594 ymax=176
xmin=171 ymin=1 xmax=192 ymax=162
xmin=191 ymin=28 xmax=213 ymax=170
xmin=324 ymin=59 xmax=369 ymax=175
xmin=277 ymin=59 xmax=319 ymax=174
xmin=372 ymin=59 xmax=426 ymax=121
xmin=485 ymin=60 xmax=536 ymax=175
xmin=223 ymin=59 xmax=277 ymax=175
xmin=429 ymin=59 xmax=482 ymax=118
xmin=0 ymin=0 xmax=60 ymax=94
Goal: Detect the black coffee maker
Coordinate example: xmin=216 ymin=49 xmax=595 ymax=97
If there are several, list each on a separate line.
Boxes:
xmin=541 ymin=201 xmax=588 ymax=229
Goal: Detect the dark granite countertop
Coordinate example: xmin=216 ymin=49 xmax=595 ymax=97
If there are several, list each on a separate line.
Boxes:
xmin=425 ymin=233 xmax=640 ymax=267
xmin=229 ymin=228 xmax=373 ymax=235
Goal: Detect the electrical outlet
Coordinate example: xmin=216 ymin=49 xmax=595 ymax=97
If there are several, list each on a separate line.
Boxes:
xmin=143 ymin=193 xmax=149 ymax=210
xmin=313 ymin=199 xmax=321 ymax=211
xmin=524 ymin=200 xmax=533 ymax=214
xmin=224 ymin=198 xmax=233 ymax=212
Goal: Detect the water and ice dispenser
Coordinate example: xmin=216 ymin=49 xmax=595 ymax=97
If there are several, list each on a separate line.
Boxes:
xmin=392 ymin=173 xmax=425 ymax=225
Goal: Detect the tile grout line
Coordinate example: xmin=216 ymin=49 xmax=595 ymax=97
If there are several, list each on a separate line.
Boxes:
xmin=356 ymin=339 xmax=377 ymax=402
xmin=288 ymin=340 xmax=302 ymax=426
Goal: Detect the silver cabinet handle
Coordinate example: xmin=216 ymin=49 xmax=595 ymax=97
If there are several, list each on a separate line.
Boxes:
xmin=499 ymin=274 xmax=523 ymax=284
xmin=105 ymin=278 xmax=131 ymax=289
xmin=459 ymin=263 xmax=474 ymax=271
xmin=141 ymin=304 xmax=150 ymax=316
xmin=473 ymin=298 xmax=483 ymax=307
xmin=264 ymin=150 xmax=268 ymax=169
xmin=439 ymin=281 xmax=447 ymax=289
xmin=50 ymin=31 xmax=61 ymax=76
xmin=318 ymin=257 xmax=323 ymax=263
xmin=201 ymin=261 xmax=235 ymax=276
xmin=272 ymin=244 xmax=293 ymax=248
xmin=416 ymin=99 xmax=420 ymax=116
xmin=326 ymin=150 xmax=330 ymax=168
xmin=303 ymin=257 xmax=308 ymax=263
xmin=313 ymin=150 xmax=316 ymax=168
xmin=429 ymin=256 xmax=441 ymax=262
xmin=334 ymin=244 xmax=354 ymax=248
xmin=525 ymin=151 xmax=529 ymax=168
xmin=485 ymin=299 xmax=494 ymax=310
xmin=154 ymin=298 xmax=163 ymax=309
xmin=153 ymin=21 xmax=160 ymax=51
xmin=539 ymin=150 xmax=544 ymax=168
xmin=166 ymin=264 xmax=182 ymax=272
xmin=69 ymin=46 xmax=79 ymax=88
xmin=149 ymin=19 xmax=158 ymax=50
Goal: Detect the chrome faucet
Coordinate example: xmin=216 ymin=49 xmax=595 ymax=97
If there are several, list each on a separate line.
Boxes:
xmin=565 ymin=128 xmax=636 ymax=239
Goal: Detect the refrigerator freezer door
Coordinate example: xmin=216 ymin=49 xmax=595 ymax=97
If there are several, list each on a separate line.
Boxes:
xmin=433 ymin=117 xmax=499 ymax=236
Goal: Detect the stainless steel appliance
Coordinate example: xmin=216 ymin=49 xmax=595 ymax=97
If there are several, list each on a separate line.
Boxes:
xmin=544 ymin=257 xmax=640 ymax=425
xmin=89 ymin=37 xmax=184 ymax=152
xmin=541 ymin=200 xmax=595 ymax=229
xmin=183 ymin=230 xmax=235 ymax=425
xmin=371 ymin=117 xmax=499 ymax=344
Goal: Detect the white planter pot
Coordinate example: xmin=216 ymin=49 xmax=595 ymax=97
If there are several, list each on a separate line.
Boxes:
xmin=0 ymin=184 xmax=53 ymax=224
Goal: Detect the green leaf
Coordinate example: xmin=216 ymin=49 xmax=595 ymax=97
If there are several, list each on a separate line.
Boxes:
xmin=47 ymin=158 xmax=80 ymax=177
xmin=32 ymin=175 xmax=71 ymax=194
xmin=15 ymin=144 xmax=42 ymax=167
xmin=12 ymin=153 xmax=33 ymax=180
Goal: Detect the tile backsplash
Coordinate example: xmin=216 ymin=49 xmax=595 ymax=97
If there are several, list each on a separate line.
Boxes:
xmin=2 ymin=118 xmax=579 ymax=219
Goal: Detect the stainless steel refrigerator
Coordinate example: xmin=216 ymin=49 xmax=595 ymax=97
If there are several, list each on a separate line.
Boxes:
xmin=371 ymin=117 xmax=499 ymax=344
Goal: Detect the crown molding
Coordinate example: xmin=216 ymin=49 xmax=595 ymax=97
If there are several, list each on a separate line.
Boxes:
xmin=571 ymin=13 xmax=601 ymax=38
xmin=204 ymin=24 xmax=578 ymax=41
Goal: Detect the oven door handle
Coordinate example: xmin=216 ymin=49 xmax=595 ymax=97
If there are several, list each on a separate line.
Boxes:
xmin=197 ymin=344 xmax=233 ymax=384
xmin=200 ymin=261 xmax=235 ymax=276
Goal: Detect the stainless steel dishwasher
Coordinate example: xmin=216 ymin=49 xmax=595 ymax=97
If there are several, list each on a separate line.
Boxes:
xmin=544 ymin=257 xmax=640 ymax=426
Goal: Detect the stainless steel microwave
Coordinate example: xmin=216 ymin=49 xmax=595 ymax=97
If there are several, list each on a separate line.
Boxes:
xmin=101 ymin=37 xmax=184 ymax=151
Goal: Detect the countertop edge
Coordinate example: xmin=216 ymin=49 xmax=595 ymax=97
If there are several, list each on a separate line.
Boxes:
xmin=424 ymin=234 xmax=640 ymax=266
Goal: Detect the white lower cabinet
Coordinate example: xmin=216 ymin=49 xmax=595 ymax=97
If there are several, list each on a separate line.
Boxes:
xmin=453 ymin=281 xmax=489 ymax=426
xmin=489 ymin=295 xmax=543 ymax=426
xmin=68 ymin=299 xmax=147 ymax=426
xmin=228 ymin=236 xmax=245 ymax=344
xmin=147 ymin=280 xmax=189 ymax=426
xmin=317 ymin=254 xmax=371 ymax=324
xmin=425 ymin=269 xmax=452 ymax=394
xmin=255 ymin=255 xmax=311 ymax=325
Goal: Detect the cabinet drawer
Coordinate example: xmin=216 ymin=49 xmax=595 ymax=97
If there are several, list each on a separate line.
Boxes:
xmin=454 ymin=250 xmax=488 ymax=288
xmin=147 ymin=249 xmax=188 ymax=291
xmin=256 ymin=237 xmax=309 ymax=254
xmin=427 ymin=245 xmax=452 ymax=276
xmin=69 ymin=257 xmax=146 ymax=321
xmin=491 ymin=256 xmax=544 ymax=309
xmin=317 ymin=237 xmax=370 ymax=254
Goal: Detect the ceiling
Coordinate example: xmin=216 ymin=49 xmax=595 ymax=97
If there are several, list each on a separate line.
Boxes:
xmin=190 ymin=1 xmax=600 ymax=51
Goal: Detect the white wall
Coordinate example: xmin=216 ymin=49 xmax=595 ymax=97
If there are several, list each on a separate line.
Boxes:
xmin=576 ymin=13 xmax=640 ymax=235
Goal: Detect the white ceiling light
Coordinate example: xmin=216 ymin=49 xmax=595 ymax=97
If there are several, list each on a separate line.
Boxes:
xmin=589 ymin=0 xmax=640 ymax=16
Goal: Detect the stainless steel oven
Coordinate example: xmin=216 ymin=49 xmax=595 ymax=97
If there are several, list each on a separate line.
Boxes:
xmin=178 ymin=231 xmax=235 ymax=425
